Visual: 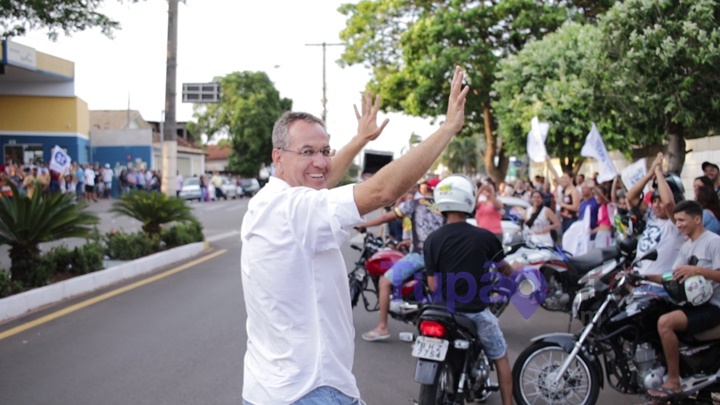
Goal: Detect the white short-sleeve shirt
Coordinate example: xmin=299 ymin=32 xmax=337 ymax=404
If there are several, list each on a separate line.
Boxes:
xmin=240 ymin=176 xmax=363 ymax=405
xmin=636 ymin=211 xmax=683 ymax=276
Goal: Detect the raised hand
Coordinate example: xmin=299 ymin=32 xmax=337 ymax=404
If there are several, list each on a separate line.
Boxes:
xmin=354 ymin=92 xmax=390 ymax=142
xmin=442 ymin=66 xmax=471 ymax=135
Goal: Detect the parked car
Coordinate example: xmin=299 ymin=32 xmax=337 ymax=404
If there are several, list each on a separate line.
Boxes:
xmin=179 ymin=177 xmax=202 ymax=201
xmin=239 ymin=178 xmax=261 ymax=197
xmin=466 ymin=195 xmax=531 ymax=245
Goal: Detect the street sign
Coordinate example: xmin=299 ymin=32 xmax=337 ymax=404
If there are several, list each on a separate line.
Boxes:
xmin=182 ymin=82 xmax=220 ymax=103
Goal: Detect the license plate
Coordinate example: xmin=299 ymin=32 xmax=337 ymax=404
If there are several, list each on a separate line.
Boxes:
xmin=412 ymin=336 xmax=449 ymax=361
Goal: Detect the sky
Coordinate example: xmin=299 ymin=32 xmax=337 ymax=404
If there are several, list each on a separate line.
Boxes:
xmin=13 ymin=0 xmax=439 ymax=159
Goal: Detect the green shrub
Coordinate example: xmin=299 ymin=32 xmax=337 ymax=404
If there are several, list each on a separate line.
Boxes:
xmin=71 ymin=242 xmax=104 ymax=275
xmin=13 ymin=257 xmax=55 ymax=288
xmin=161 ymin=222 xmax=205 ymax=249
xmin=104 ymin=230 xmax=158 ymax=260
xmin=0 ymin=270 xmax=24 ymax=298
xmin=46 ymin=246 xmax=75 ymax=274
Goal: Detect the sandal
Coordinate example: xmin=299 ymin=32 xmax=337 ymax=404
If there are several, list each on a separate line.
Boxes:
xmin=646 ymin=386 xmax=682 ymax=403
xmin=361 ymin=330 xmax=391 ymax=342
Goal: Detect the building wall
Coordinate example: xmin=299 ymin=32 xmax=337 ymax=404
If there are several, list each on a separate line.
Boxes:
xmin=91 ymin=146 xmax=152 ymax=169
xmin=0 ymin=95 xmax=88 ymax=135
xmin=0 ymin=134 xmax=89 ymax=164
xmin=0 ymin=82 xmax=75 ymax=97
xmin=206 ymin=159 xmax=228 ymax=172
xmin=153 ymin=147 xmax=204 ymax=176
xmin=90 ymin=128 xmax=152 ymax=147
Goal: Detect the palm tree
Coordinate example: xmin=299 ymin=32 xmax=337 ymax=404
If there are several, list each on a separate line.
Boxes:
xmin=110 ymin=190 xmax=199 ymax=235
xmin=441 ymin=135 xmax=480 ymax=175
xmin=0 ymin=182 xmax=99 ymax=285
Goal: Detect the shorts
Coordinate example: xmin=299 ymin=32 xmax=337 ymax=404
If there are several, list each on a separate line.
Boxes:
xmin=458 ymin=308 xmax=507 ymax=360
xmin=682 ymin=304 xmax=720 ymax=335
xmin=594 ymin=230 xmax=613 ymax=248
xmin=243 ymin=386 xmax=364 ymax=405
xmin=383 ymin=252 xmax=425 ymax=285
xmin=85 ymin=184 xmax=94 ymax=193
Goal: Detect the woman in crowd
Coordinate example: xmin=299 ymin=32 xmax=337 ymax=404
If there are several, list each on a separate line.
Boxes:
xmin=546 ymin=156 xmax=580 ymax=235
xmin=693 ymin=176 xmax=720 ymax=234
xmin=524 ymin=190 xmax=561 ymax=247
xmin=475 ymin=178 xmax=504 ymax=242
xmin=592 ymin=185 xmax=615 ymax=248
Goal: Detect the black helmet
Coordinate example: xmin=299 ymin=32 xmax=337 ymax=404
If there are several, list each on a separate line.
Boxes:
xmin=652 ymin=172 xmax=685 ymax=203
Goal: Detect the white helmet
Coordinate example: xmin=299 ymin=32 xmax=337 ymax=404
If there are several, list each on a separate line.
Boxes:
xmin=433 ymin=175 xmax=477 ymax=216
xmin=664 ymin=274 xmax=714 ymax=306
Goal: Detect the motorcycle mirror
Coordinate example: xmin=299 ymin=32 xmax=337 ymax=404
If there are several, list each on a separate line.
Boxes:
xmin=630 ymin=249 xmax=658 ymax=268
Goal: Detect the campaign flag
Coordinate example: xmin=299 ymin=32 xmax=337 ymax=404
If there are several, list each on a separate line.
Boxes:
xmin=621 ymin=158 xmax=647 ymax=190
xmin=49 ymin=145 xmax=72 ymax=174
xmin=527 ymin=116 xmax=549 ymax=163
xmin=581 ymin=123 xmax=617 ymax=183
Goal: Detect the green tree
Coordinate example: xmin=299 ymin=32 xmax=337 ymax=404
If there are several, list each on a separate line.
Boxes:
xmin=189 ymin=71 xmax=292 ymax=176
xmin=493 ymin=22 xmax=640 ymax=172
xmin=599 ymin=0 xmax=720 ymax=173
xmin=1 ymin=0 xmax=143 ymax=40
xmin=0 ymin=182 xmax=99 ymax=285
xmin=338 ymin=0 xmax=614 ymax=183
xmin=110 ymin=190 xmax=198 ymax=235
xmin=441 ymin=134 xmax=480 ymax=176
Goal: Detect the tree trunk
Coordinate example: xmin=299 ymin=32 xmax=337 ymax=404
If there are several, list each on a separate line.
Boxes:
xmin=482 ymin=102 xmax=509 ymax=184
xmin=10 ymin=245 xmax=41 ymax=287
xmin=665 ymin=114 xmax=685 ymax=175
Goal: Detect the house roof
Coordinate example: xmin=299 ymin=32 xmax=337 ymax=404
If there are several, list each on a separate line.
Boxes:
xmin=90 ymin=110 xmax=152 ymax=130
xmin=205 ymin=144 xmax=232 ymax=161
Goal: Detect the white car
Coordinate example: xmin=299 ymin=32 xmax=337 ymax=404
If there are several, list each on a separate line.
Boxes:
xmin=466 ymin=195 xmax=531 ymax=245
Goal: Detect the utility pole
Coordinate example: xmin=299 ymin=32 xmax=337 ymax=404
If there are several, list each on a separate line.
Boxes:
xmin=305 ymin=42 xmax=343 ymax=124
xmin=161 ymin=0 xmax=178 ymax=197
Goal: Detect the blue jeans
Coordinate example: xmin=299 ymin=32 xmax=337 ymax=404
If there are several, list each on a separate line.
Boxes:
xmin=243 ymin=386 xmax=364 ymax=405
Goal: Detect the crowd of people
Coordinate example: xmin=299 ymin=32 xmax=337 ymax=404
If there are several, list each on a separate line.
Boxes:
xmin=0 ymin=160 xmax=164 ymax=201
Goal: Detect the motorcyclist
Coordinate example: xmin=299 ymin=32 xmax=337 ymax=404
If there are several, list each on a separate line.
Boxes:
xmin=641 ymin=200 xmax=720 ymax=401
xmin=423 ymin=175 xmax=513 ymax=405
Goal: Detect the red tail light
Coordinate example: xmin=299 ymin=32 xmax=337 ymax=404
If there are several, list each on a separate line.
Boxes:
xmin=419 ymin=320 xmax=447 ymax=338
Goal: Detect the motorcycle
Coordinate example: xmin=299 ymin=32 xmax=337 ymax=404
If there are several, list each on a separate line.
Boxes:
xmin=400 ymin=304 xmax=500 ymax=404
xmin=503 ymin=232 xmax=638 ymax=315
xmin=347 ymin=230 xmax=429 ymax=325
xmin=512 ymin=249 xmax=720 ymax=404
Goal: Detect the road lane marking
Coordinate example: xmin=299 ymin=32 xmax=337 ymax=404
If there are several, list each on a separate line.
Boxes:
xmin=206 ymin=230 xmax=241 ymax=243
xmin=0 ymin=249 xmax=228 ymax=341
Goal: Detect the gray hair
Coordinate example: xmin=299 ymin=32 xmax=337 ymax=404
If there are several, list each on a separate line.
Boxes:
xmin=272 ymin=112 xmax=326 ymax=149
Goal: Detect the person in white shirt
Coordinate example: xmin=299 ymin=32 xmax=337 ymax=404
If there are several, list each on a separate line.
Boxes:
xmin=102 ymin=163 xmax=114 ymax=198
xmin=175 ymin=171 xmax=184 ymax=197
xmin=83 ymin=164 xmax=97 ymax=202
xmin=627 ymin=153 xmax=684 ymax=277
xmin=240 ymin=67 xmax=469 ymax=405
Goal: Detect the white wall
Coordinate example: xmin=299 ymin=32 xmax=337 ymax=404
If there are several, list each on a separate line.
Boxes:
xmin=90 ymin=128 xmax=152 ymax=147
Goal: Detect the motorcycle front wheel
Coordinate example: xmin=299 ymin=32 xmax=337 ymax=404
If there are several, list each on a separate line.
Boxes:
xmin=418 ymin=362 xmax=458 ymax=405
xmin=512 ymin=342 xmax=599 ymax=405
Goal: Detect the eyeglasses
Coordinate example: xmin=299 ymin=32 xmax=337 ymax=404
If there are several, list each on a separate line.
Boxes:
xmin=278 ymin=147 xmax=336 ymax=158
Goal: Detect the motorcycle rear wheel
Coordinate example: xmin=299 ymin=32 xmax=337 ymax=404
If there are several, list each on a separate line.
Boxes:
xmin=418 ymin=362 xmax=458 ymax=405
xmin=512 ymin=342 xmax=599 ymax=405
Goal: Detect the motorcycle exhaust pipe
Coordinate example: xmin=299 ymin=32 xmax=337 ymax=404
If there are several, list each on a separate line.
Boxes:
xmin=677 ymin=371 xmax=720 ymax=397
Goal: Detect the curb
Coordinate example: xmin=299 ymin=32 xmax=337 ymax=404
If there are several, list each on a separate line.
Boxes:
xmin=0 ymin=242 xmax=208 ymax=324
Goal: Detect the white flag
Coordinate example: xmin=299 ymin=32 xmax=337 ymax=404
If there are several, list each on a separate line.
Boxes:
xmin=49 ymin=145 xmax=71 ymax=174
xmin=581 ymin=123 xmax=617 ymax=183
xmin=527 ymin=116 xmax=549 ymax=163
xmin=621 ymin=158 xmax=647 ymax=190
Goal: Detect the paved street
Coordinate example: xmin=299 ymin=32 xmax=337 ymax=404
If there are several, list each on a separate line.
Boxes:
xmin=0 ymin=197 xmax=640 ymax=404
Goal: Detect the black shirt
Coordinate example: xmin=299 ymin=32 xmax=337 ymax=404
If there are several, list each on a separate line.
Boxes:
xmin=423 ymin=221 xmax=506 ymax=313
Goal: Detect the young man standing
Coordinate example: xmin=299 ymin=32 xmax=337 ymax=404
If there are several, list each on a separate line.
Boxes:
xmin=424 ymin=175 xmax=513 ymax=405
